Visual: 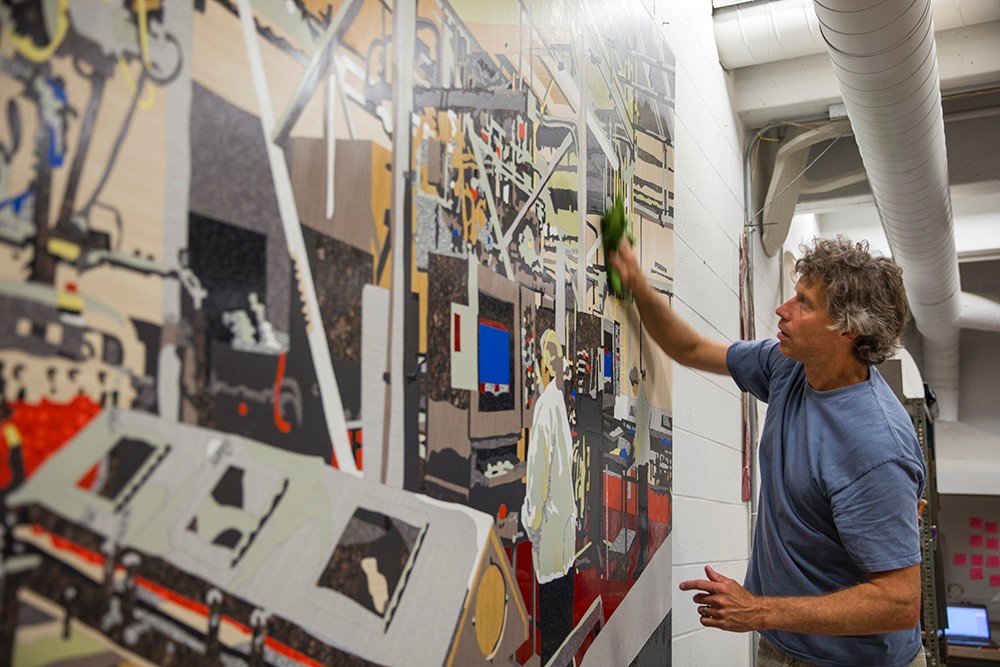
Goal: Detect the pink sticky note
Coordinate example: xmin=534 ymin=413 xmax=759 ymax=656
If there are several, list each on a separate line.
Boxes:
xmin=973 ymin=554 xmax=984 ymax=566
xmin=955 ymin=553 xmax=968 ymax=566
xmin=991 ymin=574 xmax=1000 ymax=587
xmin=988 ymin=522 xmax=999 ymax=534
xmin=972 ymin=535 xmax=984 ymax=547
xmin=988 ymin=556 xmax=1000 ymax=568
xmin=989 ymin=538 xmax=1000 ymax=550
xmin=972 ymin=517 xmax=984 ymax=530
xmin=971 ymin=568 xmax=985 ymax=580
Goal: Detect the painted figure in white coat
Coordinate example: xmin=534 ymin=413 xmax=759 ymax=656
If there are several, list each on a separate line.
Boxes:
xmin=522 ymin=328 xmax=577 ymax=664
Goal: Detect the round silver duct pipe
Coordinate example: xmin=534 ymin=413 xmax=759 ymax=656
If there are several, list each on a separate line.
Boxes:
xmin=811 ymin=0 xmax=964 ymax=419
xmin=716 ymin=0 xmax=1000 ymax=69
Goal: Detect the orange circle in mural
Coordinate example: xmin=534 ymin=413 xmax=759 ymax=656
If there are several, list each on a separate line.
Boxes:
xmin=238 ymin=402 xmax=248 ymax=416
xmin=475 ymin=564 xmax=507 ymax=657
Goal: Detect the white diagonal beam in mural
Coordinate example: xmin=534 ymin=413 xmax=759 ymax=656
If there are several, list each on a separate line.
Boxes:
xmin=581 ymin=16 xmax=637 ymax=147
xmin=464 ymin=115 xmax=515 ymax=277
xmin=268 ymin=0 xmax=363 ymax=147
xmin=500 ymin=130 xmax=575 ymax=250
xmin=235 ymin=0 xmax=359 ymax=477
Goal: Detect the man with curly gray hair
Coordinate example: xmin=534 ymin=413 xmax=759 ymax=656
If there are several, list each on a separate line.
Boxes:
xmin=795 ymin=236 xmax=910 ymax=367
xmin=609 ymin=235 xmax=926 ymax=667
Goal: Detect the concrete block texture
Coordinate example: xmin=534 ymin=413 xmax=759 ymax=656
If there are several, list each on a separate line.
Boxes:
xmin=654 ymin=2 xmax=754 ymax=664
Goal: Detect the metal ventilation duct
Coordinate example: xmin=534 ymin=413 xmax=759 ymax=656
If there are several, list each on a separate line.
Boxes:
xmin=811 ymin=0 xmax=964 ymax=418
xmin=716 ymin=0 xmax=1000 ymax=69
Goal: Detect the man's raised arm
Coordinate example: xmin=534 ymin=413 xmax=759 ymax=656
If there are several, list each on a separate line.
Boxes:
xmin=608 ymin=240 xmax=730 ymax=375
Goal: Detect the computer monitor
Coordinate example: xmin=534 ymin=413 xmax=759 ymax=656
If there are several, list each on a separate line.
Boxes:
xmin=945 ymin=603 xmax=991 ymax=641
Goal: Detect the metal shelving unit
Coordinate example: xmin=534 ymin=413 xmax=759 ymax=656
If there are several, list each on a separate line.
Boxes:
xmin=906 ymin=390 xmax=946 ymax=666
xmin=880 ymin=357 xmax=946 ymax=666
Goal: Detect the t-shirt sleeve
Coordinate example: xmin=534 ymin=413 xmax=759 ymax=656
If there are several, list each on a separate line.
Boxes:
xmin=727 ymin=339 xmax=780 ymax=402
xmin=830 ymin=457 xmax=925 ymax=573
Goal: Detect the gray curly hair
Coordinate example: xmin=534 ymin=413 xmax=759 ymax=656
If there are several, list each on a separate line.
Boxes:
xmin=794 ymin=236 xmax=909 ymax=366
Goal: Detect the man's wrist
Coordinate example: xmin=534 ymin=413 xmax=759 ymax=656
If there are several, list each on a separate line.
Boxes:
xmin=630 ymin=276 xmax=655 ymax=305
xmin=754 ymin=596 xmax=775 ymax=632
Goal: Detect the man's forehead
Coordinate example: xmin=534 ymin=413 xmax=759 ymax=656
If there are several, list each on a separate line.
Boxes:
xmin=795 ymin=277 xmax=826 ymax=302
xmin=794 ymin=277 xmax=813 ymax=293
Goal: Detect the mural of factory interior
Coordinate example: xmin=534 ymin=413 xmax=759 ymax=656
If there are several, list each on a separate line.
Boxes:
xmin=0 ymin=0 xmax=675 ymax=664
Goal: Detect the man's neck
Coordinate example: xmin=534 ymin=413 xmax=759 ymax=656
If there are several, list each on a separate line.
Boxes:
xmin=804 ymin=358 xmax=869 ymax=392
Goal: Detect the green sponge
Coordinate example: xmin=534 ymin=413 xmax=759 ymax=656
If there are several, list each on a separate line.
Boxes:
xmin=600 ymin=194 xmax=634 ymax=300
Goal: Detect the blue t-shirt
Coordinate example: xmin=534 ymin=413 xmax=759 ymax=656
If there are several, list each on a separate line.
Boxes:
xmin=728 ymin=339 xmax=926 ymax=667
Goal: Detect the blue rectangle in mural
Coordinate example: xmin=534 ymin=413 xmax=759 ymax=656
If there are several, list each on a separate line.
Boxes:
xmin=479 ymin=318 xmax=512 ymax=393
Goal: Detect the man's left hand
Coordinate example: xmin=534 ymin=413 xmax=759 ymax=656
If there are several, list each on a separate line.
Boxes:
xmin=679 ymin=565 xmax=765 ymax=633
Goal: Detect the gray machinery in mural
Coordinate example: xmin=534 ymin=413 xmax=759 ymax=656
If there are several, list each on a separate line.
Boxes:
xmin=3 ymin=409 xmax=529 ymax=666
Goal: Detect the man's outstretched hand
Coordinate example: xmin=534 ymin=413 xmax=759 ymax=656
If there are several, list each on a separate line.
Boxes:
xmin=607 ymin=239 xmax=645 ymax=298
xmin=679 ymin=565 xmax=767 ymax=633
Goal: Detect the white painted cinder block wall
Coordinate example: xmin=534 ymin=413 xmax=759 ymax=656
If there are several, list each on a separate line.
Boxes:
xmin=649 ymin=2 xmax=784 ymax=665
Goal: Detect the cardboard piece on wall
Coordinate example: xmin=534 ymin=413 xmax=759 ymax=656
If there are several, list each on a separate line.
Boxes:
xmin=424 ymin=398 xmax=472 ymax=492
xmin=955 ymin=553 xmax=968 ymax=566
xmin=988 ymin=556 xmax=1000 ymax=568
xmin=427 ymin=253 xmax=471 ymax=410
xmin=991 ymin=574 xmax=1000 ymax=587
xmin=987 ymin=522 xmax=999 ymax=534
xmin=362 ymin=285 xmax=390 ymax=483
xmin=450 ymin=303 xmax=477 ymax=391
xmin=614 ymin=394 xmax=629 ymax=421
xmin=972 ymin=517 xmax=984 ymax=530
xmin=973 ymin=555 xmax=984 ymax=566
xmin=972 ymin=568 xmax=985 ymax=580
xmin=972 ymin=535 xmax=984 ymax=548
xmin=988 ymin=538 xmax=1000 ymax=550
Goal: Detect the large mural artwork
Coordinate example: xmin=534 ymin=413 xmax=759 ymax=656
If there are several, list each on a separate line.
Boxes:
xmin=0 ymin=0 xmax=676 ymax=665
